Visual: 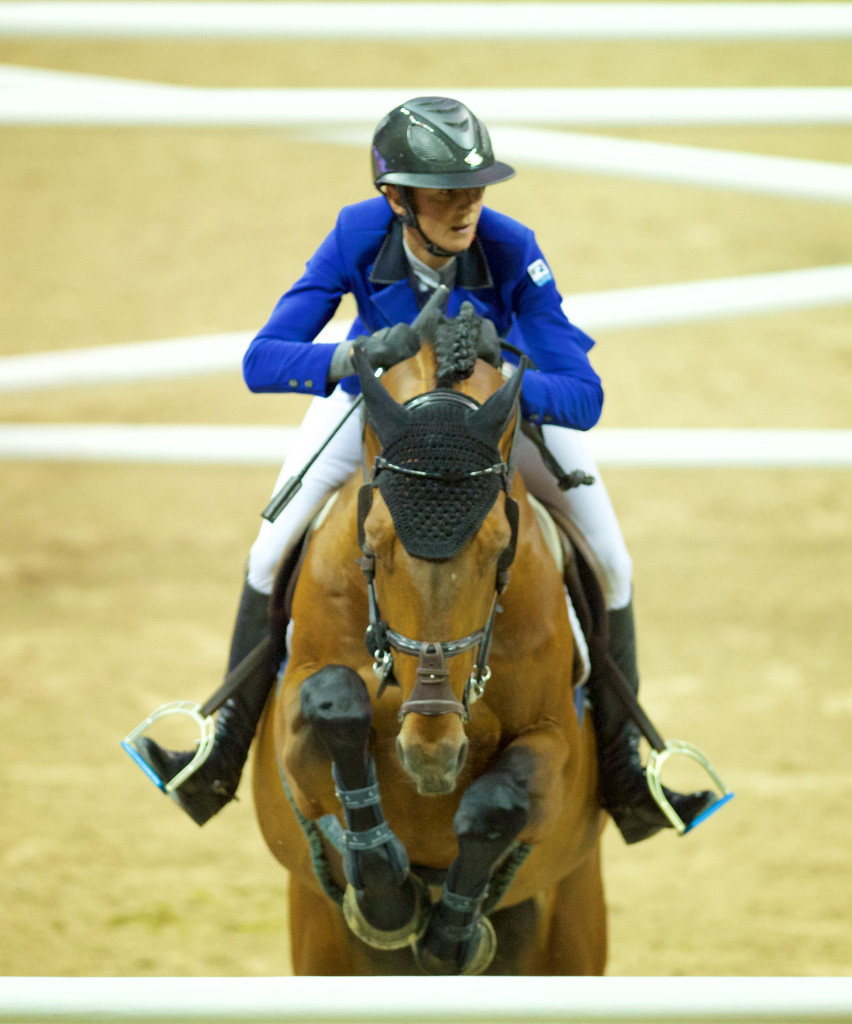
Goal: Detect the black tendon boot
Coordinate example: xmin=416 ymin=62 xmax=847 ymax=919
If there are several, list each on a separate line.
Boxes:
xmin=591 ymin=602 xmax=716 ymax=844
xmin=136 ymin=582 xmax=280 ymax=826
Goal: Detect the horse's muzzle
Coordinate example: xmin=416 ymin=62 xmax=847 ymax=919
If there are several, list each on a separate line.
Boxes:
xmin=396 ymin=725 xmax=469 ymax=796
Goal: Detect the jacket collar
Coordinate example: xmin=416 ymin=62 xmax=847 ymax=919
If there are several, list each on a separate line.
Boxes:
xmin=369 ymin=218 xmax=493 ymax=290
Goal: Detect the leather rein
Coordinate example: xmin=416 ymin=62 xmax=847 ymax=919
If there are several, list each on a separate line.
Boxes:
xmin=357 ymin=390 xmax=522 ymax=721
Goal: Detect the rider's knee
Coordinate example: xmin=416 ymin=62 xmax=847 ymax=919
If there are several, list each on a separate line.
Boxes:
xmin=246 ymin=539 xmax=278 ymax=596
xmin=587 ymin=539 xmax=633 ymax=611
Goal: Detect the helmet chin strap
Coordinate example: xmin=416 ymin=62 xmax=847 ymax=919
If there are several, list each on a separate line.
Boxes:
xmin=397 ymin=187 xmax=456 ymax=260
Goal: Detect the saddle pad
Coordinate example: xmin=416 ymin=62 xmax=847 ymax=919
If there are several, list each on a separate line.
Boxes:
xmin=526 ymin=494 xmax=591 ymax=688
xmin=272 ymin=490 xmax=341 ymax=632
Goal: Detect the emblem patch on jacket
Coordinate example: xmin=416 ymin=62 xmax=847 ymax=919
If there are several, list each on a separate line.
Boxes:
xmin=527 ymin=259 xmax=553 ymax=287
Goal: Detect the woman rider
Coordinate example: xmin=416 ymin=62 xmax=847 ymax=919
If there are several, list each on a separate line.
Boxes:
xmin=134 ymin=96 xmax=714 ymax=844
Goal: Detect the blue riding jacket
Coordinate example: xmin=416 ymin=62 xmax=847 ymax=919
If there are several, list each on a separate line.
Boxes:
xmin=243 ymin=197 xmax=603 ymax=430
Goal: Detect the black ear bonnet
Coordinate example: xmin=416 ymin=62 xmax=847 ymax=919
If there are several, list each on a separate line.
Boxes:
xmin=354 ymin=344 xmax=525 ymax=562
xmin=373 ymin=395 xmax=507 ymax=559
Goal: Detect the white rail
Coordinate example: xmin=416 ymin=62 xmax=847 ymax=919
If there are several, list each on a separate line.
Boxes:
xmin=3 ymin=265 xmax=852 ymax=394
xmin=3 ymin=80 xmax=852 ymax=127
xmin=491 ymin=128 xmax=852 ymax=203
xmin=1 ymin=425 xmax=850 ymax=468
xmin=2 ymin=2 xmax=852 ymax=40
xmin=323 ymin=122 xmax=852 ymax=202
xmin=2 ymin=976 xmax=852 ymax=1023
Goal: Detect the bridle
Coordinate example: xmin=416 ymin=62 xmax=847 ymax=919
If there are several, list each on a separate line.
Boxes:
xmin=357 ymin=390 xmax=522 ymax=721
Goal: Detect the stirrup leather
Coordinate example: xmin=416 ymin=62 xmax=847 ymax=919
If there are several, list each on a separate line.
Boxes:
xmin=646 ymin=739 xmax=734 ymax=834
xmin=121 ymin=701 xmax=215 ymax=792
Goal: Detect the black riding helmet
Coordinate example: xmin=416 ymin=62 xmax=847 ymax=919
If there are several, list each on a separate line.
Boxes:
xmin=372 ymin=96 xmax=515 ymax=189
xmin=372 ymin=96 xmax=515 ymax=257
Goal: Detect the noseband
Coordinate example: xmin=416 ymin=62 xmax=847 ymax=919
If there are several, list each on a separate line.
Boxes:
xmin=357 ymin=390 xmax=521 ymax=721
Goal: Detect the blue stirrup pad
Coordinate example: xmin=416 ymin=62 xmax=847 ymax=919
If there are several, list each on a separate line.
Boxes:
xmin=121 ymin=739 xmax=168 ymax=792
xmin=682 ymin=791 xmax=735 ymax=834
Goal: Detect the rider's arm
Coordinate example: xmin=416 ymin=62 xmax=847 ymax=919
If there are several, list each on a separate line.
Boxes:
xmin=493 ymin=224 xmax=603 ymax=432
xmin=511 ymin=297 xmax=604 ymax=432
xmin=242 ymin=223 xmax=352 ymax=397
xmin=243 ymin=200 xmax=404 ymax=397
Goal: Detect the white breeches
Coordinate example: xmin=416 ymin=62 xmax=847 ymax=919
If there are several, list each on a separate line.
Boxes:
xmin=513 ymin=425 xmax=633 ymax=610
xmin=247 ymin=386 xmax=633 ymax=611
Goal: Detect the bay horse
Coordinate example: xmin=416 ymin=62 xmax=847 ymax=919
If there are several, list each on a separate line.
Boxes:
xmin=252 ymin=312 xmax=607 ymax=975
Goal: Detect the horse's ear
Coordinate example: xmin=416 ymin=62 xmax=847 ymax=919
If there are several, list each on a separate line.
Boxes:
xmin=466 ymin=359 xmax=526 ymax=445
xmin=353 ymin=342 xmax=411 ymax=446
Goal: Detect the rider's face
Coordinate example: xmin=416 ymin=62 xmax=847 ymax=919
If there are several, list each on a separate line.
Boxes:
xmin=386 ymin=185 xmax=485 ymax=268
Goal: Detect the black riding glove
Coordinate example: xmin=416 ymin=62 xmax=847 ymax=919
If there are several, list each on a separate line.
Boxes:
xmin=330 ymin=323 xmax=420 ymax=381
xmin=360 ymin=323 xmax=421 ymax=370
xmin=458 ymin=301 xmax=503 ymax=368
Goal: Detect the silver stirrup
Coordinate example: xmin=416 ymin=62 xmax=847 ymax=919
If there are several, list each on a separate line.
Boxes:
xmin=646 ymin=739 xmax=734 ymax=835
xmin=121 ymin=701 xmax=215 ymax=793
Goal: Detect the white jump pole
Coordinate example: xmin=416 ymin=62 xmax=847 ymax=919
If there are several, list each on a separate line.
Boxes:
xmin=2 ymin=976 xmax=852 ymax=1024
xmin=1 ymin=2 xmax=852 ymax=40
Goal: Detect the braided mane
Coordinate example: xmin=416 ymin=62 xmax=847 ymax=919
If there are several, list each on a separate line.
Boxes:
xmin=433 ymin=307 xmax=479 ymax=388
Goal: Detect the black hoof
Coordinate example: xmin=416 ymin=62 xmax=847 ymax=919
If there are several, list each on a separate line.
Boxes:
xmin=343 ymin=874 xmax=430 ymax=950
xmin=453 ymin=771 xmax=530 ymax=848
xmin=300 ymin=665 xmax=373 ymax=759
xmin=414 ymin=915 xmax=497 ymax=976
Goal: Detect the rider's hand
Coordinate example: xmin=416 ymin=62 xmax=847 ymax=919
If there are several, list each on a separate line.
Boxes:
xmin=476 ymin=315 xmax=503 ymax=368
xmin=329 ymin=323 xmax=420 ymax=381
xmin=459 ymin=301 xmax=502 ymax=368
xmin=360 ymin=323 xmax=420 ymax=370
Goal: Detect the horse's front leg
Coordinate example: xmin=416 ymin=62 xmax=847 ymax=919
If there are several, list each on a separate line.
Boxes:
xmin=414 ymin=745 xmax=533 ymax=975
xmin=300 ymin=665 xmax=429 ymax=949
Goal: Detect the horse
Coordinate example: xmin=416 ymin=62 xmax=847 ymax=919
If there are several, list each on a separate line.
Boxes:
xmin=251 ymin=311 xmax=607 ymax=975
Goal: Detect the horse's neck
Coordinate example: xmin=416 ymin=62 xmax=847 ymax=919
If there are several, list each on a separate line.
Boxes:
xmin=383 ymin=344 xmax=437 ymax=402
xmin=384 ymin=346 xmax=505 ymax=404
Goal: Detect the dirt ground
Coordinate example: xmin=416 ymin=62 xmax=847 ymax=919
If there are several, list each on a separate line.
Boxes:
xmin=1 ymin=19 xmax=851 ymax=978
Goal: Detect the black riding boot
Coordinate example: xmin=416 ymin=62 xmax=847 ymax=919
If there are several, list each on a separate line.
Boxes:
xmin=136 ymin=581 xmax=281 ymax=826
xmin=590 ymin=601 xmax=716 ymax=845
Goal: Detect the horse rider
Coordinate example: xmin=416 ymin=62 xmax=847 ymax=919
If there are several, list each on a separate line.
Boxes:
xmin=134 ymin=96 xmax=715 ymax=843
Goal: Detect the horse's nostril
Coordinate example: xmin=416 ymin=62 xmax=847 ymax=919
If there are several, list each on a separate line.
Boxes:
xmin=395 ymin=732 xmax=468 ymax=795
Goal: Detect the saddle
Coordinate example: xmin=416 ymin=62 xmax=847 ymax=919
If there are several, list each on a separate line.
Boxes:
xmin=528 ymin=496 xmax=613 ymax=687
xmin=268 ymin=491 xmax=342 ymax=647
